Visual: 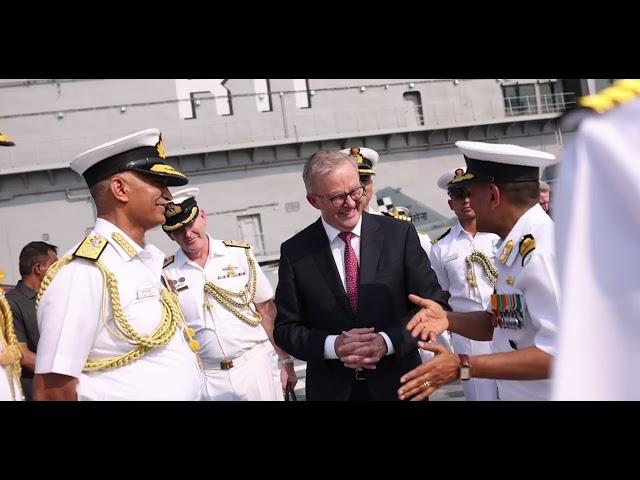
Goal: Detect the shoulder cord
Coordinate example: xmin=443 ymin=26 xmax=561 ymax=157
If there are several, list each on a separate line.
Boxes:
xmin=37 ymin=256 xmax=189 ymax=372
xmin=465 ymin=251 xmax=499 ymax=290
xmin=203 ymin=249 xmax=262 ymax=327
xmin=0 ymin=292 xmax=23 ymax=400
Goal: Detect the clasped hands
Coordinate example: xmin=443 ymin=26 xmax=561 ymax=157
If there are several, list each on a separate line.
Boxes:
xmin=335 ymin=327 xmax=387 ymax=370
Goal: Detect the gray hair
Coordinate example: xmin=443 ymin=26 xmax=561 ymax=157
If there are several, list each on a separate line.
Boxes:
xmin=539 ymin=180 xmax=550 ymax=192
xmin=302 ymin=150 xmax=357 ymax=193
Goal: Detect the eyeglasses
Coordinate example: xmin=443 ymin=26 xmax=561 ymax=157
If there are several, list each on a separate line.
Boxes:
xmin=448 ymin=187 xmax=471 ymax=200
xmin=312 ymin=185 xmax=366 ymax=207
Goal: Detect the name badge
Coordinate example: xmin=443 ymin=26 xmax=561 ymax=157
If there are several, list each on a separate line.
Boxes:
xmin=171 ymin=277 xmax=189 ymax=292
xmin=443 ymin=253 xmax=458 ymax=262
xmin=137 ymin=287 xmax=156 ymax=300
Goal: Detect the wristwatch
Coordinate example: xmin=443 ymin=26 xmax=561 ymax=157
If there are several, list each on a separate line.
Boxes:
xmin=458 ymin=354 xmax=471 ymax=381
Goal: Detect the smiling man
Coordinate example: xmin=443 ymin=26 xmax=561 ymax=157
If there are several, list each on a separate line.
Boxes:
xmin=33 ymin=129 xmax=204 ymax=401
xmin=273 ymin=150 xmax=448 ymax=401
xmin=162 ymin=187 xmax=297 ymax=401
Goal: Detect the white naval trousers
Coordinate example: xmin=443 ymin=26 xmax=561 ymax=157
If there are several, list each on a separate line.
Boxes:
xmin=202 ymin=341 xmax=284 ymax=401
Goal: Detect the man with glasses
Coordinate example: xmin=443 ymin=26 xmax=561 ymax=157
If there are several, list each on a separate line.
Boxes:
xmin=426 ymin=168 xmax=499 ymax=401
xmin=274 ymin=150 xmax=448 ymax=401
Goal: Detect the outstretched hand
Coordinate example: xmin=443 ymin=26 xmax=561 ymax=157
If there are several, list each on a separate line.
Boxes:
xmin=406 ymin=294 xmax=449 ymax=341
xmin=398 ymin=342 xmax=460 ymax=401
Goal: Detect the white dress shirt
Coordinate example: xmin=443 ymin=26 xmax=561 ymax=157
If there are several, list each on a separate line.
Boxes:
xmin=429 ymin=222 xmax=499 ymax=400
xmin=319 ymin=216 xmax=394 ymax=359
xmin=429 ymin=223 xmax=499 ymax=314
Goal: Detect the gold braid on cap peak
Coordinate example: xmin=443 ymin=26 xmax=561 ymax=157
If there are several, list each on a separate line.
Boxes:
xmin=150 ymin=163 xmax=185 ymax=177
xmin=162 ymin=206 xmax=199 ymax=232
xmin=579 ymin=79 xmax=640 ymax=113
xmin=0 ymin=290 xmax=23 ymax=400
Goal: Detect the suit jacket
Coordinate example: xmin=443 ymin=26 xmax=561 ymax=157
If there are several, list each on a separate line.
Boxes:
xmin=274 ymin=212 xmax=449 ymax=401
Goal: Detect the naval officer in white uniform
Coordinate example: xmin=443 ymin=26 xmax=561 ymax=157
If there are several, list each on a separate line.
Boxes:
xmin=162 ymin=188 xmax=296 ymax=401
xmin=398 ymin=141 xmax=560 ymax=401
xmin=34 ymin=129 xmax=204 ymax=401
xmin=428 ymin=167 xmax=500 ymax=401
xmin=552 ymin=80 xmax=640 ymax=400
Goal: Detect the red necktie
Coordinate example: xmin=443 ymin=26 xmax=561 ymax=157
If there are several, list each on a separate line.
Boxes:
xmin=338 ymin=231 xmax=359 ymax=313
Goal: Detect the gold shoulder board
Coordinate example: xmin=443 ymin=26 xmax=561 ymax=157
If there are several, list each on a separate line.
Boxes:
xmin=518 ymin=234 xmax=536 ymax=266
xmin=579 ymin=79 xmax=640 ymax=114
xmin=163 ymin=255 xmax=175 ymax=268
xmin=223 ymin=240 xmax=250 ymax=249
xmin=74 ymin=234 xmax=108 ymax=261
xmin=431 ymin=227 xmax=451 ymax=245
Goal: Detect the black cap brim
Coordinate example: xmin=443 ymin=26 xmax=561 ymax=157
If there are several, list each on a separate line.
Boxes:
xmin=129 ymin=167 xmax=188 ymax=187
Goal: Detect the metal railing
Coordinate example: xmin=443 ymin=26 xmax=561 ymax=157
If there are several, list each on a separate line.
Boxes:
xmin=0 ymin=93 xmax=576 ymax=175
xmin=504 ymin=92 xmax=575 ymax=117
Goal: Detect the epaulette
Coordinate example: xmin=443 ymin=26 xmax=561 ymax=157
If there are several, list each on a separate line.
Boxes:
xmin=163 ymin=255 xmax=175 ymax=268
xmin=384 ymin=206 xmax=412 ymax=223
xmin=388 ymin=212 xmax=412 ymax=222
xmin=223 ymin=240 xmax=251 ymax=249
xmin=73 ymin=234 xmax=108 ymax=261
xmin=518 ymin=234 xmax=536 ymax=267
xmin=431 ymin=227 xmax=451 ymax=245
xmin=561 ymin=79 xmax=640 ymax=129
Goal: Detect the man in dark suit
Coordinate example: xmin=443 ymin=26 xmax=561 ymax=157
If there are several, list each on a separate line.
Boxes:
xmin=274 ymin=150 xmax=448 ymax=401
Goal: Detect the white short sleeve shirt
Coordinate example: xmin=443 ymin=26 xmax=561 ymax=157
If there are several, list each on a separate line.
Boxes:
xmin=164 ymin=235 xmax=274 ymax=365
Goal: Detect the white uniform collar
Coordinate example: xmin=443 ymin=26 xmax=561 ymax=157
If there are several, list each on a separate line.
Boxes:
xmin=173 ymin=233 xmax=227 ymax=268
xmin=497 ymin=203 xmax=546 ymax=267
xmin=451 ymin=222 xmax=466 ymax=239
xmin=94 ymin=218 xmax=143 ymax=262
xmin=321 ymin=215 xmax=362 ymax=244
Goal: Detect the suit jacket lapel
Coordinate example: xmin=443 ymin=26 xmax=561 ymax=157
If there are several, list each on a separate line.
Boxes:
xmin=310 ymin=218 xmax=353 ymax=317
xmin=359 ymin=213 xmax=383 ymax=284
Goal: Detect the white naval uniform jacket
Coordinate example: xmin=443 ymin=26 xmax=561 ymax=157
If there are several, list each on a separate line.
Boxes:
xmin=491 ymin=204 xmax=560 ymax=400
xmin=35 ymin=218 xmax=204 ymax=401
xmin=429 ymin=223 xmax=499 ymax=355
xmin=163 ymin=234 xmax=274 ymax=368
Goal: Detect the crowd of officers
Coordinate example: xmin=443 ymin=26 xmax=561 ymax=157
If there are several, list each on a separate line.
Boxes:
xmin=0 ymin=79 xmax=637 ymax=401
